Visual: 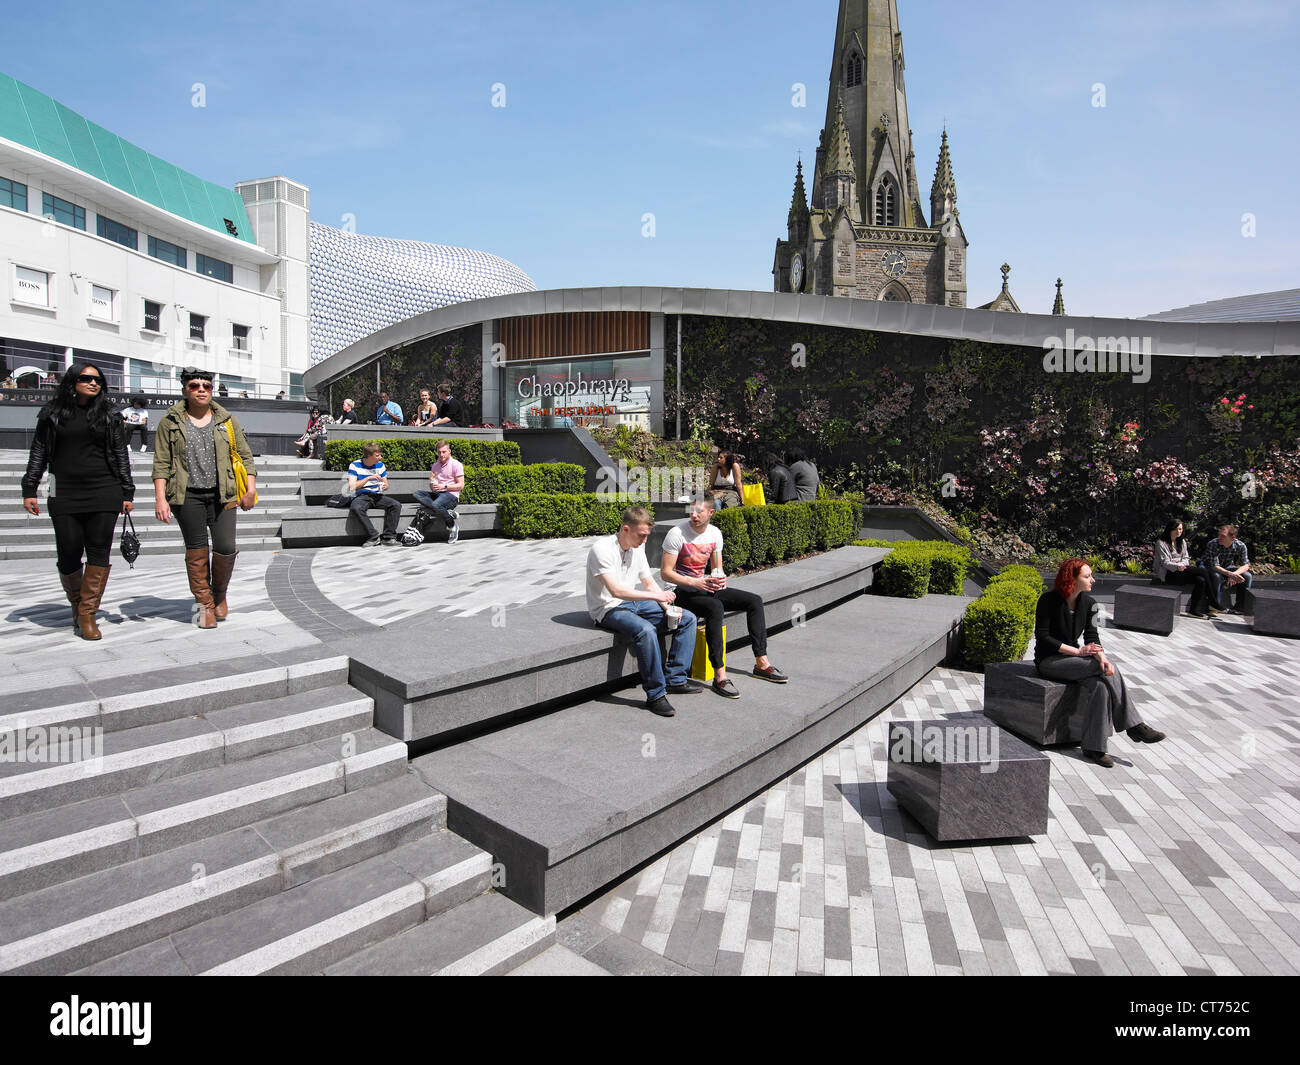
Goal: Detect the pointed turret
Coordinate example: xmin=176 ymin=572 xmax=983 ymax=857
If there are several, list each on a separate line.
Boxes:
xmin=930 ymin=128 xmax=957 ymax=233
xmin=787 ymin=159 xmax=810 ymax=247
xmin=1052 ymin=278 xmax=1067 ymax=316
xmin=978 ymin=263 xmax=1021 ymax=313
xmin=821 ymin=94 xmax=859 ymax=218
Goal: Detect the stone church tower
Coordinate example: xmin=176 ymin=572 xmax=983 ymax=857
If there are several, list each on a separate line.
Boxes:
xmin=774 ymin=0 xmax=968 ymax=306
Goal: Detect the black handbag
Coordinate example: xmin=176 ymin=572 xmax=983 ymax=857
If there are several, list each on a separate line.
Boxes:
xmin=326 ymin=492 xmax=356 ymax=509
xmin=119 ymin=511 xmax=141 ymax=567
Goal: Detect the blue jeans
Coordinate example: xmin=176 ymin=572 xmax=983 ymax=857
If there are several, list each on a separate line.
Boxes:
xmin=1207 ymin=568 xmax=1252 ymax=610
xmin=413 ymin=490 xmax=458 ymax=528
xmin=597 ymin=600 xmax=697 ymax=703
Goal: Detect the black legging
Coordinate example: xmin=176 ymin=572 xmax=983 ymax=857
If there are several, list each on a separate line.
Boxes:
xmin=1161 ymin=567 xmax=1210 ymax=614
xmin=673 ymin=586 xmax=768 ymax=669
xmin=176 ymin=488 xmax=237 ymax=554
xmin=51 ymin=511 xmax=118 ymax=572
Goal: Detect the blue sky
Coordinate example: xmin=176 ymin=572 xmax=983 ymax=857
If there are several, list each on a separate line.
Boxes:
xmin=7 ymin=0 xmax=1297 ymax=318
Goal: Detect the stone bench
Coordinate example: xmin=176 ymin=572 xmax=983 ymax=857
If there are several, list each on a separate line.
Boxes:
xmin=1113 ymin=583 xmax=1182 ymax=636
xmin=299 ymin=471 xmax=448 ymax=505
xmin=1251 ymin=588 xmax=1300 ymax=638
xmin=279 ymin=504 xmax=500 ymax=548
xmin=886 ymin=719 xmax=1050 ymax=840
xmin=982 ymin=660 xmax=1082 ymax=746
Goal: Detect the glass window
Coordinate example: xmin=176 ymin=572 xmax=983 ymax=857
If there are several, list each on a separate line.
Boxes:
xmin=231 ymin=323 xmax=250 ymax=351
xmin=89 ymin=284 xmax=117 ymax=321
xmin=148 ymin=235 xmax=187 ymax=268
xmin=42 ymin=192 xmax=85 ymax=230
xmin=189 ymin=313 xmax=206 ymax=342
xmin=96 ymin=214 xmax=138 ymax=250
xmin=0 ymin=176 xmax=27 ymax=212
xmin=196 ymin=253 xmax=233 ymax=283
xmin=143 ymin=300 xmax=163 ymax=332
xmin=502 ymin=354 xmax=652 ymax=428
xmin=14 ymin=265 xmax=52 ymax=307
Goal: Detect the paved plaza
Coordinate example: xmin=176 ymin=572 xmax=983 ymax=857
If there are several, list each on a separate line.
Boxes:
xmin=2 ymin=541 xmax=1297 ymax=977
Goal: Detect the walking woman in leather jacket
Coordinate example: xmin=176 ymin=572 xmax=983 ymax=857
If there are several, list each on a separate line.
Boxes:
xmin=152 ymin=367 xmax=257 ymax=628
xmin=21 ymin=363 xmax=135 ymax=640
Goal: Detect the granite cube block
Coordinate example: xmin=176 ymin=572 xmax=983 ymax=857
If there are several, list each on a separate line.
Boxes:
xmin=1251 ymin=589 xmax=1300 ymax=638
xmin=1113 ymin=584 xmax=1181 ymax=636
xmin=982 ymin=661 xmax=1082 ymax=746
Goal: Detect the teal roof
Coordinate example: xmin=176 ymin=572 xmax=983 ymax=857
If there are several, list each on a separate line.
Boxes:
xmin=0 ymin=72 xmax=254 ymax=244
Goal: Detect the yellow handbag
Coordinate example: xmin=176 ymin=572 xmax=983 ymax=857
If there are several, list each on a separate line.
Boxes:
xmin=224 ymin=422 xmax=258 ymax=507
xmin=742 ymin=482 xmax=767 ymax=506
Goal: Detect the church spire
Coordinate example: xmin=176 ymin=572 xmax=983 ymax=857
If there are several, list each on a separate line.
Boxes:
xmin=1052 ymin=278 xmax=1067 ymax=316
xmin=788 ymin=159 xmax=810 ymax=246
xmin=930 ymin=128 xmax=957 ymax=233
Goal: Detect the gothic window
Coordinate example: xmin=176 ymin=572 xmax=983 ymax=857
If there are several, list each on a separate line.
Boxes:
xmin=874 ymin=180 xmax=897 ymax=226
xmin=880 ymin=282 xmax=910 ymax=302
xmin=845 ymin=52 xmax=863 ymax=87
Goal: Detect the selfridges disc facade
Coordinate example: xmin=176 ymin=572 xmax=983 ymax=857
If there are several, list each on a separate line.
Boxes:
xmin=308 ymin=221 xmax=535 ymax=365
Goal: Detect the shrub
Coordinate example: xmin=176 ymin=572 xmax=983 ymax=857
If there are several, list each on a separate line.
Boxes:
xmin=324 ymin=439 xmax=521 ymax=471
xmin=711 ymin=508 xmax=750 ymax=573
xmin=850 ymin=538 xmax=971 ymax=596
xmin=877 ymin=550 xmax=931 ymax=598
xmin=498 ymin=493 xmax=650 ymax=539
xmin=963 ymin=595 xmax=1034 ymax=667
xmin=808 ymin=500 xmax=856 ymax=550
xmin=461 ymin=463 xmax=583 ymax=504
xmin=745 ymin=506 xmax=777 ymax=566
xmin=766 ymin=505 xmax=795 ymax=562
xmin=981 ymin=580 xmax=1039 ymax=615
xmin=784 ymin=503 xmax=814 ymax=557
xmin=988 ymin=564 xmax=1045 ymax=592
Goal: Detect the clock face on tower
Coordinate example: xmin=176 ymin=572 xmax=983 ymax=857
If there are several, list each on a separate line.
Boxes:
xmin=790 ymin=253 xmax=805 ymax=293
xmin=882 ymin=251 xmax=906 ymax=279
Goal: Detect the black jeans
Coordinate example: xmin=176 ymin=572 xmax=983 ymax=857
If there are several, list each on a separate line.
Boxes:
xmin=125 ymin=424 xmax=148 ymax=449
xmin=51 ymin=511 xmax=117 ymax=571
xmin=1161 ymin=567 xmax=1210 ymax=614
xmin=177 ymin=488 xmax=237 ymax=554
xmin=349 ymin=493 xmax=401 ymax=540
xmin=673 ymin=585 xmax=768 ymax=670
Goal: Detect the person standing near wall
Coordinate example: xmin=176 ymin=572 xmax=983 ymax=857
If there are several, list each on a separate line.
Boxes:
xmin=21 ymin=363 xmax=135 ymax=640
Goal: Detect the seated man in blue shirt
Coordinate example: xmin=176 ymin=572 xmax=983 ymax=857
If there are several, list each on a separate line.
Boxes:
xmin=1203 ymin=523 xmax=1252 ymax=613
xmin=348 ymin=443 xmax=401 ymax=546
xmin=375 ymin=392 xmax=403 ymax=425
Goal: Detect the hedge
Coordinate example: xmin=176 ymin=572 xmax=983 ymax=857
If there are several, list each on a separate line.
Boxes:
xmin=461 ymin=463 xmax=583 ymax=504
xmin=961 ymin=564 xmax=1043 ymax=667
xmin=877 ymin=550 xmax=931 ymax=598
xmin=712 ymin=508 xmax=750 ymax=573
xmin=710 ymin=500 xmax=857 ymax=571
xmin=850 ymin=539 xmax=973 ymax=597
xmin=809 ymin=500 xmax=858 ymax=551
xmin=499 ymin=494 xmax=652 ymax=539
xmin=324 ymin=438 xmax=521 ymax=471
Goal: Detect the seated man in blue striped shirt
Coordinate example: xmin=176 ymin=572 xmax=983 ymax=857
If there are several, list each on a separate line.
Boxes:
xmin=348 ymin=443 xmax=402 ymax=546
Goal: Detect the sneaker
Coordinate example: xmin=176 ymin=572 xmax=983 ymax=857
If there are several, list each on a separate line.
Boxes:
xmin=1083 ymin=749 xmax=1115 ymax=768
xmin=447 ymin=521 xmax=459 ymax=545
xmin=1187 ymin=611 xmax=1209 ymax=619
xmin=667 ymin=679 xmax=705 ymax=695
xmin=752 ymin=663 xmax=789 ymax=683
xmin=362 ymin=537 xmax=381 ymax=548
xmin=381 ymin=537 xmax=401 ymax=547
xmin=711 ymin=677 xmax=741 ymax=698
xmin=647 ymin=696 xmax=676 ymax=717
xmin=1126 ymin=723 xmax=1166 ymax=743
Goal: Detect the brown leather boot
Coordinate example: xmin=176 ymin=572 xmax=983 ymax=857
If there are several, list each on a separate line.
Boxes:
xmin=210 ymin=551 xmax=237 ymax=621
xmin=78 ymin=564 xmax=110 ymax=640
xmin=59 ymin=568 xmax=83 ymax=636
xmin=185 ymin=548 xmax=218 ymax=629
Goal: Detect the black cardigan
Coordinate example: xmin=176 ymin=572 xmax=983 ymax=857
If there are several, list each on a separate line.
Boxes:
xmin=21 ymin=408 xmax=134 ymax=501
xmin=1033 ymin=589 xmax=1103 ymax=663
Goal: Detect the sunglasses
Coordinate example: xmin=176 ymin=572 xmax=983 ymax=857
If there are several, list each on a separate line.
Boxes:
xmin=77 ymin=374 xmax=103 ymax=385
xmin=186 ymin=381 xmax=213 ymax=392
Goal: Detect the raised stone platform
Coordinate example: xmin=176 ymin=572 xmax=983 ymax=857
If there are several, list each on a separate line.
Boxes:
xmin=279 ymin=503 xmax=500 ymax=547
xmin=886 ymin=718 xmax=1050 ymax=841
xmin=1252 ymin=588 xmax=1300 ymax=638
xmin=409 ymin=592 xmax=969 ymax=915
xmin=348 ymin=546 xmax=887 ymax=747
xmin=1113 ymin=583 xmax=1181 ymax=635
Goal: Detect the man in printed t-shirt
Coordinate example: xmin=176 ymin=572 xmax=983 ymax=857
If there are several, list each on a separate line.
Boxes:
xmin=660 ymin=492 xmax=789 ymax=698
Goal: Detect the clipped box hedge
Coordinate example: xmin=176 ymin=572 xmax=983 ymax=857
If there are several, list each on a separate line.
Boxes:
xmin=324 ymin=438 xmax=522 ymax=471
xmin=461 ymin=463 xmax=584 ymax=504
xmin=712 ymin=508 xmax=751 ymax=573
xmin=962 ymin=563 xmax=1043 ymax=667
xmin=710 ymin=499 xmax=857 ymax=571
xmin=499 ymin=493 xmax=651 ymax=539
xmin=877 ymin=550 xmax=931 ymax=598
xmin=851 ymin=538 xmax=973 ymax=597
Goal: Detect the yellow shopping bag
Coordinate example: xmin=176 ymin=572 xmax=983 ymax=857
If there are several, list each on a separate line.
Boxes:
xmin=690 ymin=622 xmax=725 ymax=682
xmin=742 ymin=483 xmax=766 ymax=507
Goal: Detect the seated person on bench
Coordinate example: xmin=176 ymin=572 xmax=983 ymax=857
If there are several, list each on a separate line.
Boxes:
xmin=660 ymin=491 xmax=788 ymax=698
xmin=347 ymin=443 xmax=401 ymax=546
xmin=411 ymin=439 xmax=464 ymax=545
xmin=1153 ymin=519 xmax=1212 ymax=618
xmin=1203 ymin=523 xmax=1252 ymax=614
xmin=586 ymin=505 xmax=701 ymax=718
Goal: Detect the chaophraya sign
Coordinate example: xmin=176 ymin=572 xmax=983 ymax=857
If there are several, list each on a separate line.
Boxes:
xmin=502 ymin=356 xmax=650 ymax=426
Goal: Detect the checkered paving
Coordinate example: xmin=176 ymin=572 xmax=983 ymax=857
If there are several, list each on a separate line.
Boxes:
xmin=574 ymin=612 xmax=1300 ymax=975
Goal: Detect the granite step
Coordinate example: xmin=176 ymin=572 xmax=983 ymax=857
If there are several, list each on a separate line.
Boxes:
xmin=0 ymin=741 xmax=430 ymax=899
xmin=322 ymin=891 xmax=556 ymax=976
xmin=0 ymin=537 xmax=284 ymax=560
xmin=1 ymin=654 xmax=349 ymax=737
xmin=0 ymin=689 xmax=395 ymax=821
xmin=74 ymin=831 xmax=491 ymax=975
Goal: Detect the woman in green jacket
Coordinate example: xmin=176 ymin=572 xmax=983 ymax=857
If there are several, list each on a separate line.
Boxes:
xmin=151 ymin=368 xmax=257 ymax=628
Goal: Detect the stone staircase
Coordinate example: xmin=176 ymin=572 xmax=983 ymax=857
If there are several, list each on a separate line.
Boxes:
xmin=0 ymin=654 xmax=554 ymax=975
xmin=0 ymin=450 xmax=320 ymax=560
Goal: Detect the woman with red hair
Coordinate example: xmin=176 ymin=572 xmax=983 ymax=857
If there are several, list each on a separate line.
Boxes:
xmin=1033 ymin=558 xmax=1167 ymax=767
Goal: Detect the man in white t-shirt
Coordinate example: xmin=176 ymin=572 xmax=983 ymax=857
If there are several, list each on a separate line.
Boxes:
xmin=661 ymin=491 xmax=789 ymax=698
xmin=587 ymin=505 xmax=702 ymax=717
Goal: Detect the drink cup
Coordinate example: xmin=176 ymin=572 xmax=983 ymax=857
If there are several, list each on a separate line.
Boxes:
xmin=665 ymin=603 xmax=682 ymax=631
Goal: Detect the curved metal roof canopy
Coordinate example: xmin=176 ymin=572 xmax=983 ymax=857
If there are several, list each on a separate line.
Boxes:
xmin=303 ymin=286 xmax=1300 ymax=393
